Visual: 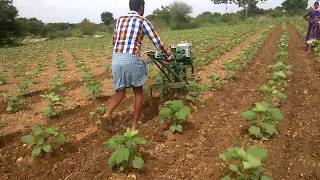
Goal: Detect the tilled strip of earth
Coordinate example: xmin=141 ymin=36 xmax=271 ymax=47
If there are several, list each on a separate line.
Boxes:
xmin=136 ymin=24 xmax=282 ymax=179
xmin=265 ymin=24 xmax=320 ymax=180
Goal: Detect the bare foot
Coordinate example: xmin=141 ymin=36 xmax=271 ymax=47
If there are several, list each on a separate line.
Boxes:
xmin=101 ymin=113 xmax=112 ymax=121
xmin=132 ymin=123 xmax=138 ymax=130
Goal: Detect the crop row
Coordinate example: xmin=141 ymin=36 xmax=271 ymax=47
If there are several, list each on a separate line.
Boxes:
xmin=6 ymin=47 xmax=50 ymax=113
xmin=68 ymin=48 xmax=104 ymax=99
xmin=228 ymin=24 xmax=290 ymax=179
xmin=195 ymin=29 xmax=256 ymax=68
xmin=224 ymin=25 xmax=275 ymax=80
xmin=204 ymin=25 xmax=274 ymax=92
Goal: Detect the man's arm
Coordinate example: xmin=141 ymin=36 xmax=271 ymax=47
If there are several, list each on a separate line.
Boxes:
xmin=113 ymin=19 xmax=120 ymax=45
xmin=142 ymin=19 xmax=170 ymax=56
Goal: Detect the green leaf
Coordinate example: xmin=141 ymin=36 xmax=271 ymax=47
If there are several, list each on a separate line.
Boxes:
xmin=6 ymin=106 xmax=13 ymax=112
xmin=269 ymin=108 xmax=285 ymax=121
xmin=234 ymin=147 xmax=247 ymax=160
xmin=219 ymin=153 xmax=230 ymax=162
xmin=32 ymin=125 xmax=43 ymax=136
xmin=221 ymin=176 xmax=232 ymax=180
xmin=21 ymin=135 xmax=35 ymax=145
xmin=261 ymin=123 xmax=278 ymax=136
xmin=275 ymin=92 xmax=287 ymax=101
xmin=219 ymin=147 xmax=245 ymax=161
xmin=249 ymin=125 xmax=262 ymax=138
xmin=175 ymin=106 xmax=191 ymax=120
xmin=241 ymin=111 xmax=256 ymax=121
xmin=105 ymin=137 xmax=119 ymax=150
xmin=159 ymin=107 xmax=172 ymax=121
xmin=274 ymin=71 xmax=286 ymax=78
xmin=259 ymin=84 xmax=272 ymax=94
xmin=47 ymin=92 xmax=62 ymax=102
xmin=55 ymin=133 xmax=66 ymax=145
xmin=252 ymin=101 xmax=271 ymax=112
xmin=37 ymin=137 xmax=45 ymax=145
xmin=94 ymin=106 xmax=106 ymax=115
xmin=261 ymin=176 xmax=273 ymax=180
xmin=31 ymin=146 xmax=42 ymax=157
xmin=125 ymin=139 xmax=136 ymax=150
xmin=45 ymin=126 xmax=58 ymax=135
xmin=247 ymin=145 xmax=268 ymax=161
xmin=105 ymin=135 xmax=126 ymax=150
xmin=132 ymin=156 xmax=144 ymax=169
xmin=42 ymin=144 xmax=52 ymax=153
xmin=170 ymin=124 xmax=183 ymax=133
xmin=170 ymin=100 xmax=184 ymax=111
xmin=243 ymin=155 xmax=262 ymax=169
xmin=133 ymin=137 xmax=148 ymax=145
xmin=124 ymin=128 xmax=138 ymax=138
xmin=108 ymin=148 xmax=129 ymax=168
xmin=229 ymin=164 xmax=239 ymax=172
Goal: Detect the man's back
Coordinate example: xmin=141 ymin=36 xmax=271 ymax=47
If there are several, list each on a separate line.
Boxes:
xmin=113 ymin=11 xmax=168 ymax=56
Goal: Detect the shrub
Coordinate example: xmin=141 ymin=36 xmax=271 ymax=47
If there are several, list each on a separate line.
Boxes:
xmin=104 ymin=128 xmax=147 ymax=172
xmin=241 ymin=101 xmax=285 ymax=139
xmin=21 ymin=125 xmax=66 ymax=157
xmin=219 ymin=145 xmax=272 ymax=180
xmin=159 ymin=100 xmax=191 ymax=133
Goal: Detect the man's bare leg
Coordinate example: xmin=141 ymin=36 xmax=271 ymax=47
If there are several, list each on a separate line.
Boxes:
xmin=103 ymin=89 xmax=126 ymax=120
xmin=132 ymin=86 xmax=144 ymax=130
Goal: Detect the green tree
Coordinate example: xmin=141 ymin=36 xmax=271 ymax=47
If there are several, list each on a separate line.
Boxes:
xmin=152 ymin=6 xmax=171 ymax=23
xmin=0 ymin=0 xmax=18 ymax=44
xmin=211 ymin=0 xmax=267 ymax=17
xmin=169 ymin=2 xmax=193 ymax=29
xmin=79 ymin=18 xmax=96 ymax=35
xmin=282 ymin=0 xmax=307 ymax=12
xmin=101 ymin=11 xmax=114 ymax=26
xmin=197 ymin=12 xmax=223 ymax=23
xmin=14 ymin=17 xmax=29 ymax=37
xmin=27 ymin=18 xmax=46 ymax=36
xmin=14 ymin=17 xmax=47 ymax=37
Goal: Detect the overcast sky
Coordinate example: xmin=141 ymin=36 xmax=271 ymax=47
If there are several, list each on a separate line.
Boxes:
xmin=13 ymin=0 xmax=315 ymax=23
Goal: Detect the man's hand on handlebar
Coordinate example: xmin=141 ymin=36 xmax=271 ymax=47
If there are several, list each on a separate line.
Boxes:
xmin=164 ymin=52 xmax=173 ymax=64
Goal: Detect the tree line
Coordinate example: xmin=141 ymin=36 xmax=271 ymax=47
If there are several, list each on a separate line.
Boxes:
xmin=0 ymin=0 xmax=308 ymax=46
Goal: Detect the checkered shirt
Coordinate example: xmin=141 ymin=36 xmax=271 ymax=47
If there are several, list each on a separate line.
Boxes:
xmin=113 ymin=11 xmax=168 ymax=56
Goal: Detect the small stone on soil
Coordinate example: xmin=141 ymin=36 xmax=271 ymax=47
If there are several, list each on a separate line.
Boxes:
xmin=16 ymin=157 xmax=24 ymax=163
xmin=162 ymin=130 xmax=176 ymax=141
xmin=186 ymin=154 xmax=195 ymax=160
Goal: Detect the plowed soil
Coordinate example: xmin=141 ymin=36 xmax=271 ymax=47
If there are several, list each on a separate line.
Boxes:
xmin=265 ymin=24 xmax=320 ymax=180
xmin=1 ymin=23 xmax=320 ymax=180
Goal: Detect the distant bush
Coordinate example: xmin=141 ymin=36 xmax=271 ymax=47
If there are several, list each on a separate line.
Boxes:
xmin=148 ymin=18 xmax=167 ymax=32
xmin=73 ymin=29 xmax=84 ymax=38
xmin=172 ymin=19 xmax=200 ymax=30
xmin=48 ymin=30 xmax=73 ymax=39
xmin=79 ymin=18 xmax=97 ymax=35
xmin=169 ymin=2 xmax=199 ymax=30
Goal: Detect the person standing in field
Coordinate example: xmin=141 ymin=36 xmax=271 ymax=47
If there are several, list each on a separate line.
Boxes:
xmin=103 ymin=0 xmax=172 ymax=129
xmin=304 ymin=1 xmax=320 ymax=53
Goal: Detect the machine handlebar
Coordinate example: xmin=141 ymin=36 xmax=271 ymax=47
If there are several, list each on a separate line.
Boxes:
xmin=140 ymin=51 xmax=168 ymax=62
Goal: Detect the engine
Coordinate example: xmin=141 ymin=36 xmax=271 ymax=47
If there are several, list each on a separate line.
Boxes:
xmin=170 ymin=42 xmax=193 ymax=65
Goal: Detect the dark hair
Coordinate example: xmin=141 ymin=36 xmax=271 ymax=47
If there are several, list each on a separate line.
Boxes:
xmin=129 ymin=0 xmax=145 ymax=11
xmin=315 ymin=1 xmax=319 ymax=5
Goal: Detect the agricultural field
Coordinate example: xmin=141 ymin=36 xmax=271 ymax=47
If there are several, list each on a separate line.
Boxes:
xmin=0 ymin=19 xmax=320 ymax=180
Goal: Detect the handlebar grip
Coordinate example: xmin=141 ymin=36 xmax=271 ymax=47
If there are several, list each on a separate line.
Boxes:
xmin=141 ymin=51 xmax=169 ymax=62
